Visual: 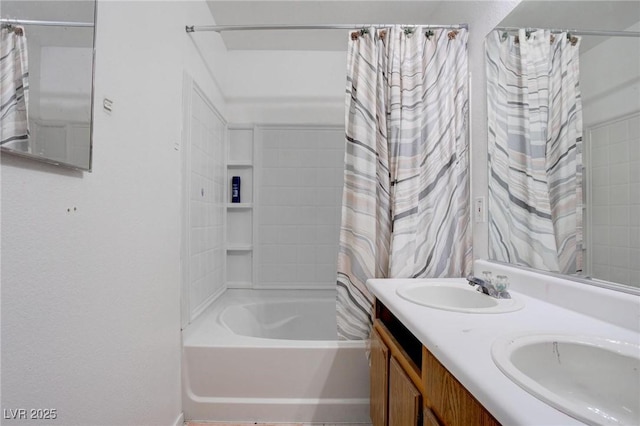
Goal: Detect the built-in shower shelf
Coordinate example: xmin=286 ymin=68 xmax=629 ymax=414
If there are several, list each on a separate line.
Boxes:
xmin=226 ymin=125 xmax=255 ymax=288
xmin=227 ymin=161 xmax=253 ymax=168
xmin=227 ymin=203 xmax=253 ymax=209
xmin=227 ymin=245 xmax=253 ymax=252
xmin=227 ymin=281 xmax=253 ymax=289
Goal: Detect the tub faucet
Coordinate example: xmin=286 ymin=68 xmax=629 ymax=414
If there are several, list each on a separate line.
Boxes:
xmin=466 ymin=275 xmax=511 ymax=299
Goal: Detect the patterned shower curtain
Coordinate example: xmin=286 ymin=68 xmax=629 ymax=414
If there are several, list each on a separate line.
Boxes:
xmin=486 ymin=29 xmax=583 ymax=274
xmin=337 ymin=26 xmax=471 ymax=340
xmin=0 ymin=26 xmax=30 ymax=146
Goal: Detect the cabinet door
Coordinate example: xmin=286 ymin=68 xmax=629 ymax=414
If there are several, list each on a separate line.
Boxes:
xmin=389 ymin=356 xmax=421 ymax=426
xmin=423 ymin=348 xmax=500 ymax=426
xmin=370 ymin=328 xmax=390 ymax=426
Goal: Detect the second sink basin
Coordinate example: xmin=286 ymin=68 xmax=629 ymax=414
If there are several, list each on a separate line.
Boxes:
xmin=396 ymin=280 xmax=524 ymax=313
xmin=492 ymin=333 xmax=640 ymax=425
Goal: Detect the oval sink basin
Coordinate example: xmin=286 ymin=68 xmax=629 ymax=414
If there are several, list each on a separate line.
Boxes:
xmin=492 ymin=333 xmax=640 ymax=425
xmin=396 ymin=281 xmax=524 ymax=313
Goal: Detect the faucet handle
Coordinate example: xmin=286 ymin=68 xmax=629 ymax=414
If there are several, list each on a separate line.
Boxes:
xmin=495 ymin=275 xmax=509 ymax=292
xmin=494 ymin=275 xmax=511 ymax=299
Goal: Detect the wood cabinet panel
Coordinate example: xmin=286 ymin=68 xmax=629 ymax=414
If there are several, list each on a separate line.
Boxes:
xmin=423 ymin=347 xmax=500 ymax=426
xmin=370 ymin=328 xmax=389 ymax=426
xmin=371 ymin=300 xmax=499 ymax=426
xmin=423 ymin=407 xmax=442 ymax=426
xmin=373 ymin=319 xmax=423 ymax=394
xmin=389 ymin=356 xmax=421 ymax=426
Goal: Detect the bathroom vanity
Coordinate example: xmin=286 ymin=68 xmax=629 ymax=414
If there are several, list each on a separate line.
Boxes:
xmin=366 ymin=261 xmax=640 ymax=426
xmin=370 ymin=300 xmax=499 ymax=425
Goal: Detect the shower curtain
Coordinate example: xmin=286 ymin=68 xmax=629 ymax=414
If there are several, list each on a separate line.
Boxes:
xmin=486 ymin=29 xmax=583 ymax=274
xmin=0 ymin=26 xmax=30 ymax=146
xmin=337 ymin=26 xmax=471 ymax=340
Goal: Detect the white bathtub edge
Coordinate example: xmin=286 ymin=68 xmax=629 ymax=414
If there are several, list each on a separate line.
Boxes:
xmin=183 ymin=396 xmax=370 ymax=424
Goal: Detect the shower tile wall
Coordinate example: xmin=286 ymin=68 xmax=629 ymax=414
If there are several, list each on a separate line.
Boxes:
xmin=187 ymin=90 xmax=226 ymax=315
xmin=587 ymin=113 xmax=640 ymax=286
xmin=257 ymin=127 xmax=344 ymax=288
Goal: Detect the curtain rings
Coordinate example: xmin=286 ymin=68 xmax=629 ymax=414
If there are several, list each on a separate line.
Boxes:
xmin=351 ymin=27 xmax=370 ymax=40
xmin=1 ymin=24 xmax=24 ymax=36
xmin=567 ymin=33 xmax=579 ymax=46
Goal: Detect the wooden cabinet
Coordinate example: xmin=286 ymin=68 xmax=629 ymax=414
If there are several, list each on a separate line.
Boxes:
xmin=370 ymin=302 xmax=423 ymax=426
xmin=371 ymin=300 xmax=500 ymax=426
xmin=423 ymin=347 xmax=500 ymax=426
xmin=389 ymin=357 xmax=421 ymax=426
xmin=370 ymin=328 xmax=389 ymax=426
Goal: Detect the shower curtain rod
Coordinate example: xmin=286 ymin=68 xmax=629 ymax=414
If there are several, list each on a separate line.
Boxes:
xmin=495 ymin=27 xmax=640 ymax=38
xmin=185 ymin=23 xmax=468 ymax=33
xmin=0 ymin=18 xmax=93 ymax=28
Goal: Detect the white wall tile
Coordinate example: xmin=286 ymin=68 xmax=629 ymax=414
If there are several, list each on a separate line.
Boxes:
xmin=610 ymin=141 xmax=629 ymax=164
xmin=610 ymin=162 xmax=629 ymax=185
xmin=256 ymin=127 xmax=344 ymax=288
xmin=610 ymin=184 xmax=629 ymax=205
xmin=609 ymin=226 xmax=629 ymax=248
xmin=187 ymin=92 xmax=225 ymax=314
xmin=630 ymin=205 xmax=640 ymax=226
xmin=587 ymin=113 xmax=639 ymax=286
xmin=590 ymin=166 xmax=609 ymax=187
xmin=297 ymin=245 xmax=317 ymax=264
xmin=609 ymin=206 xmax=629 ymax=226
xmin=591 ymin=145 xmax=609 ymax=167
xmin=609 ymin=120 xmax=628 ymax=144
xmin=279 ymin=226 xmax=300 ymax=244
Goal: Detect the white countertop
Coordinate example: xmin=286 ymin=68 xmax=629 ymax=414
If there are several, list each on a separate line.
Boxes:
xmin=366 ymin=276 xmax=640 ymax=426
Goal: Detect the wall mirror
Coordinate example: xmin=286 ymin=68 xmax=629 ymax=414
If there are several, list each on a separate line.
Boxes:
xmin=1 ymin=0 xmax=96 ymax=171
xmin=486 ymin=0 xmax=640 ymax=292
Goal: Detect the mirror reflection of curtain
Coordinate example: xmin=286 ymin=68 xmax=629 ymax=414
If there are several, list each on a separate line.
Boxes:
xmin=337 ymin=26 xmax=471 ymax=340
xmin=0 ymin=26 xmax=30 ymax=147
xmin=486 ymin=29 xmax=583 ymax=274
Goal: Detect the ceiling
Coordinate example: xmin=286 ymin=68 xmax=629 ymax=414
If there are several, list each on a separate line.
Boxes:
xmin=204 ymin=0 xmax=518 ymax=51
xmin=204 ymin=0 xmax=640 ymax=51
xmin=499 ymin=0 xmax=640 ymax=52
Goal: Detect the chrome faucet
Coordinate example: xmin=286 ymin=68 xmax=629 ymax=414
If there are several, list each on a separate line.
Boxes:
xmin=467 ymin=274 xmax=511 ymax=299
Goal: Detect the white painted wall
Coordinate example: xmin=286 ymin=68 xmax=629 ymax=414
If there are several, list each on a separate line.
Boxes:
xmin=1 ymin=1 xmax=225 ymax=424
xmin=226 ymin=50 xmax=346 ymax=124
xmin=581 ymin=21 xmax=640 ymax=129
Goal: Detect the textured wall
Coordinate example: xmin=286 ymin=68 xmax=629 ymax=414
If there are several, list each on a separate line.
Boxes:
xmin=0 ymin=1 xmax=224 ymax=424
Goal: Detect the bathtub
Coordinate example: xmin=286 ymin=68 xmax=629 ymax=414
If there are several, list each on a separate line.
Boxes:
xmin=182 ymin=289 xmax=371 ymax=423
